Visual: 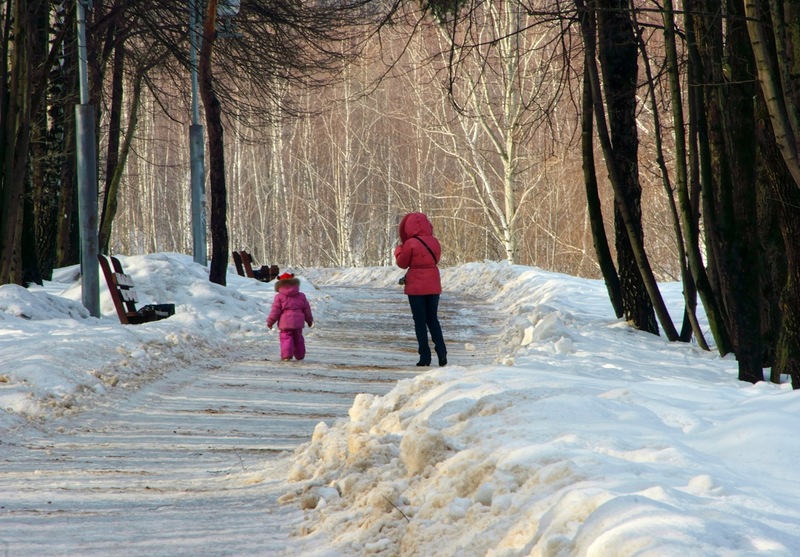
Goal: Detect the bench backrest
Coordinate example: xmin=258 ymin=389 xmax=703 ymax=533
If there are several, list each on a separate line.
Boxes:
xmin=232 ymin=251 xmax=245 ymax=276
xmin=98 ymin=254 xmax=139 ymax=324
xmin=97 ymin=255 xmax=174 ymax=325
xmin=240 ymin=250 xmax=256 ymax=278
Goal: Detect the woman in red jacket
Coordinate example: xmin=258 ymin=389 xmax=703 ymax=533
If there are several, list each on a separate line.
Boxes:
xmin=394 ymin=212 xmax=447 ymax=367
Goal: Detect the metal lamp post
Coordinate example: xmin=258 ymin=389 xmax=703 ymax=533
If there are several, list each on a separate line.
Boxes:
xmin=189 ymin=0 xmax=207 ymax=266
xmin=75 ymin=0 xmax=99 ymax=317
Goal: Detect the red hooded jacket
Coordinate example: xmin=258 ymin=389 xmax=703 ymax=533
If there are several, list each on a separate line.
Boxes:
xmin=394 ymin=213 xmax=442 ymax=296
xmin=266 ymin=277 xmax=313 ymax=330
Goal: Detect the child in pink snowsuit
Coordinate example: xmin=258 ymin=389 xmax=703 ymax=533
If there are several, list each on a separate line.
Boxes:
xmin=266 ymin=273 xmax=314 ymax=361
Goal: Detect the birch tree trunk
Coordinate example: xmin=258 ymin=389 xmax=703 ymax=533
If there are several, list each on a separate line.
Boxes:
xmin=429 ymin=2 xmax=551 ymax=264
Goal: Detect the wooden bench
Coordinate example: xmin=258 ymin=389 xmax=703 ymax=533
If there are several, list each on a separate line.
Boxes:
xmin=233 ymin=250 xmax=279 ymax=282
xmin=98 ymin=254 xmax=175 ymax=324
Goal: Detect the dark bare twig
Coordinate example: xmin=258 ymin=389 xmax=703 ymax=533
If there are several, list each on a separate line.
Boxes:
xmin=382 ymin=495 xmax=411 ymax=523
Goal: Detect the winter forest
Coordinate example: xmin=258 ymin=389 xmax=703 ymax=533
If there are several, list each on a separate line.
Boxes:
xmin=1 ymin=0 xmax=800 ymax=386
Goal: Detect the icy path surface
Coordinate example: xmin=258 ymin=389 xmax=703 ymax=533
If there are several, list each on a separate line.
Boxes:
xmin=0 ymin=286 xmax=504 ymax=556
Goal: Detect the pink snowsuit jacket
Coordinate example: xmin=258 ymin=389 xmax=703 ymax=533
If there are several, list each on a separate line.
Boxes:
xmin=266 ymin=280 xmax=313 ymax=330
xmin=394 ymin=212 xmax=442 ymax=296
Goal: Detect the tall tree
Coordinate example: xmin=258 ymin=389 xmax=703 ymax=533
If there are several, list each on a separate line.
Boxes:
xmin=744 ymin=0 xmax=800 ymax=189
xmin=98 ymin=36 xmax=126 ymax=255
xmin=658 ymin=0 xmax=729 ymax=351
xmin=744 ymin=0 xmax=800 ymax=386
xmin=199 ymin=0 xmax=228 ymax=285
xmin=577 ymin=0 xmax=677 ymax=339
xmin=426 ymin=1 xmax=563 ymax=264
xmin=688 ymin=0 xmax=764 ymax=383
xmin=99 ymin=65 xmax=146 ymax=254
xmin=581 ymin=66 xmax=623 ymax=318
xmin=0 ymin=0 xmax=33 ymax=285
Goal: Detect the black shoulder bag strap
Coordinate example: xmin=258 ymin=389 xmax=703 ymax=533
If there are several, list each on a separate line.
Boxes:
xmin=413 ymin=236 xmax=438 ymax=264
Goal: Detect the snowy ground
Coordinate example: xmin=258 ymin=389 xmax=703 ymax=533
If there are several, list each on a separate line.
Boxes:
xmin=2 ymin=253 xmax=800 ymax=556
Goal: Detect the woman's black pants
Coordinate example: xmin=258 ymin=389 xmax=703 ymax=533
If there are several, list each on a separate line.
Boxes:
xmin=407 ymin=294 xmax=447 ymax=365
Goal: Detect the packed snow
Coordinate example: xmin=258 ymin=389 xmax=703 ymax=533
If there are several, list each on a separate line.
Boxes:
xmin=2 ymin=253 xmax=799 ymax=556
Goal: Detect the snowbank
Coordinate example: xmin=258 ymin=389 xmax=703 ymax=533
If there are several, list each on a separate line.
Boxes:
xmin=3 ymin=254 xmax=799 ymax=556
xmin=284 ymin=264 xmax=800 ymax=556
xmin=0 ymin=253 xmax=328 ymax=427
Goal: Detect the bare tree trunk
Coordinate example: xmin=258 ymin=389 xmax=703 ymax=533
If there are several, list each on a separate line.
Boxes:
xmin=577 ymin=0 xmax=677 ymax=339
xmin=598 ymin=0 xmax=661 ymax=336
xmin=54 ymin=9 xmax=79 ymax=268
xmin=99 ymin=71 xmax=143 ymax=254
xmin=55 ymin=104 xmax=79 ymax=266
xmin=265 ymin=106 xmax=284 ymax=263
xmin=581 ymin=66 xmax=622 ymax=318
xmin=336 ymin=73 xmax=356 ymax=267
xmin=660 ymin=0 xmax=731 ymax=351
xmin=28 ymin=0 xmax=50 ymax=284
xmin=743 ymin=0 xmax=800 ymax=387
xmin=744 ymin=0 xmax=800 ymax=188
xmin=0 ymin=0 xmax=32 ymax=285
xmin=200 ymin=0 xmax=228 ymax=286
xmin=99 ymin=41 xmax=125 ymax=255
xmin=685 ymin=8 xmax=732 ymax=354
xmin=689 ymin=0 xmax=764 ymax=383
xmin=636 ymin=10 xmax=708 ymax=348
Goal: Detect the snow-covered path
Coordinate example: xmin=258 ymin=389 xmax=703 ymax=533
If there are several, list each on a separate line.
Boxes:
xmin=0 ymin=286 xmax=504 ymax=556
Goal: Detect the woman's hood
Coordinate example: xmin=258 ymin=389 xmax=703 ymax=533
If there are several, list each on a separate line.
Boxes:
xmin=399 ymin=212 xmax=433 ymax=242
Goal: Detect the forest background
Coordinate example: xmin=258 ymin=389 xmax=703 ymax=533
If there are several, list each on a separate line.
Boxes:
xmin=1 ymin=0 xmax=800 ymax=386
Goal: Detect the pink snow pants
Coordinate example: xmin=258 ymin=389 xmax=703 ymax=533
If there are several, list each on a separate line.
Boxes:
xmin=279 ymin=328 xmax=306 ymax=360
